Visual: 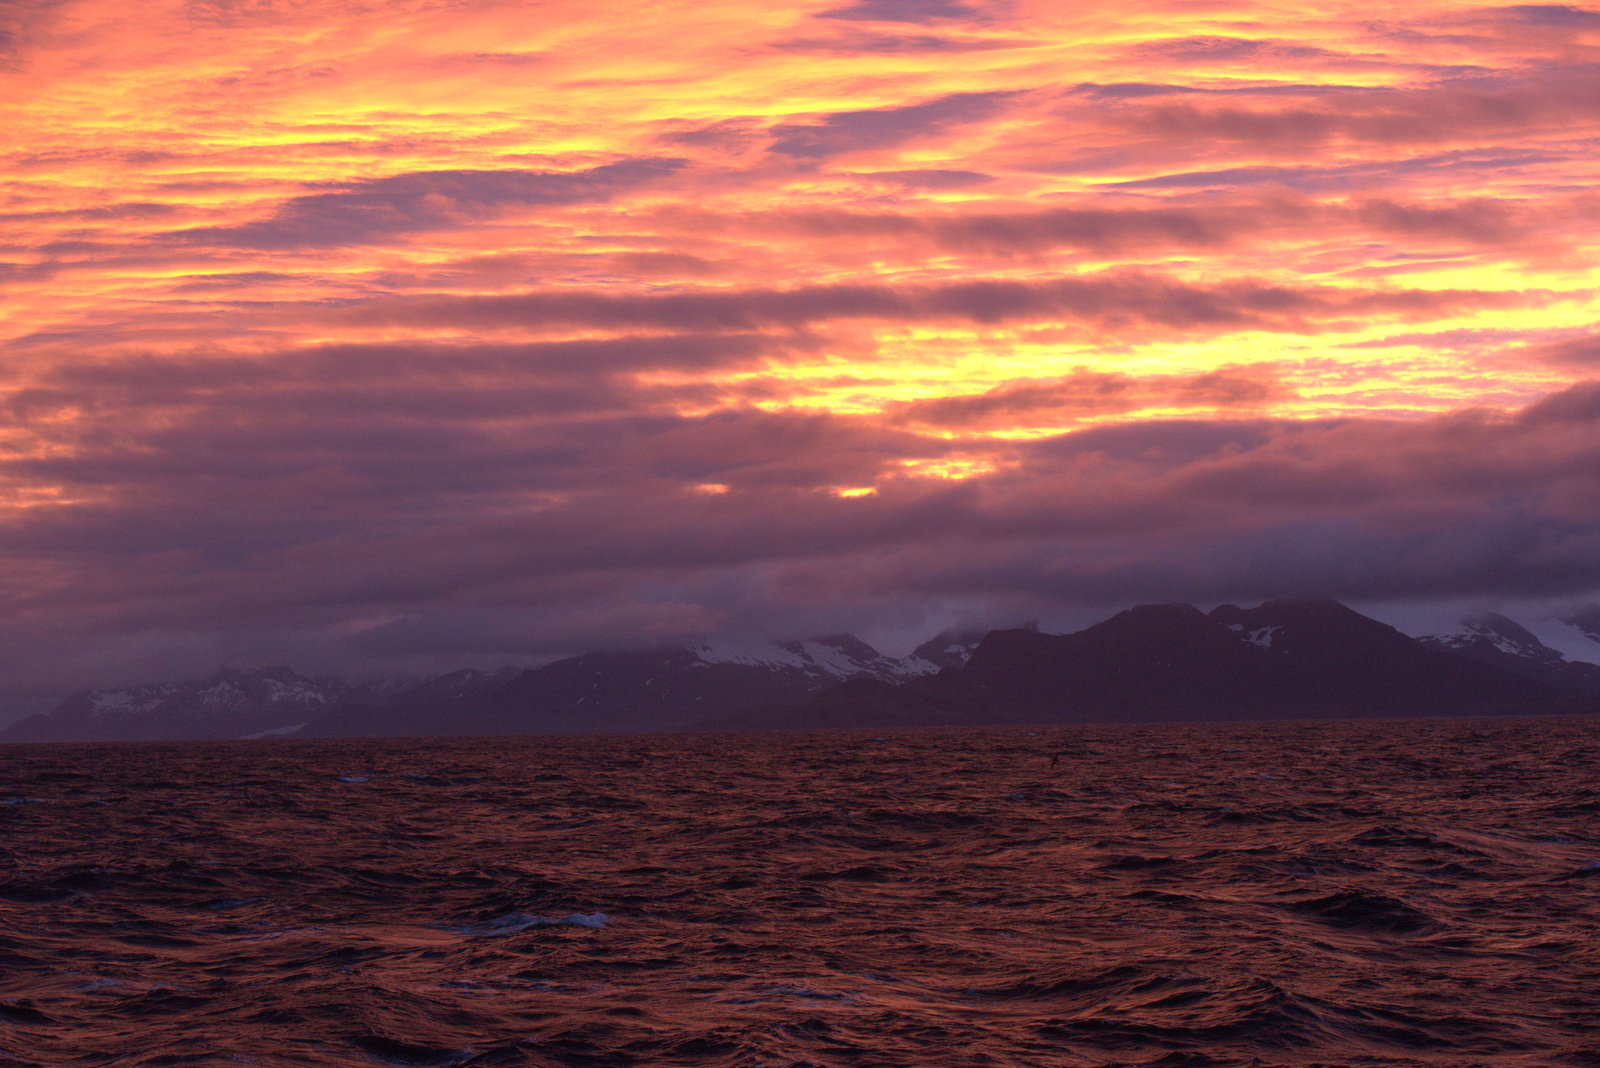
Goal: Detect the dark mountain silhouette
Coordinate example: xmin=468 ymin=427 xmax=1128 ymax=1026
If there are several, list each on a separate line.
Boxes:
xmin=729 ymin=600 xmax=1595 ymax=731
xmin=1205 ymin=600 xmax=1577 ymax=718
xmin=3 ymin=634 xmax=945 ymax=742
xmin=3 ymin=602 xmax=1594 ymax=743
xmin=298 ymin=667 xmax=520 ymax=738
xmin=300 ymin=634 xmax=943 ymax=738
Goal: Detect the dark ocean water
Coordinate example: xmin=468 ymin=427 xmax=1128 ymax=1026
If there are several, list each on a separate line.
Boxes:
xmin=2 ymin=717 xmax=1599 ymax=1068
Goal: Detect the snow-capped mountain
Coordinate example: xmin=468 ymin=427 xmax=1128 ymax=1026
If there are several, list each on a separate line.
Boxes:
xmin=296 ymin=632 xmax=959 ymax=738
xmin=7 ymin=605 xmax=1594 ymax=743
xmin=1 ymin=631 xmax=959 ymax=742
xmin=690 ymin=634 xmax=939 ymax=683
xmin=0 ymin=666 xmax=352 ymax=743
xmin=1561 ymin=605 xmax=1600 ymax=648
xmin=906 ymin=626 xmax=988 ymax=672
xmin=1419 ymin=612 xmax=1600 ymax=695
xmin=761 ymin=600 xmax=1597 ymax=731
xmin=1424 ymin=612 xmax=1564 ymax=661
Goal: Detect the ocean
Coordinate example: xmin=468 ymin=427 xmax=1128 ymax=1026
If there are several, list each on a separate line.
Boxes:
xmin=2 ymin=717 xmax=1598 ymax=1066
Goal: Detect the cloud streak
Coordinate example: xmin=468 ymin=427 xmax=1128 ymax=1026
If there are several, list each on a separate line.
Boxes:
xmin=337 ymin=274 xmax=1534 ymax=337
xmin=184 ymin=159 xmax=686 ymax=249
xmin=770 ymin=91 xmax=1017 ymax=159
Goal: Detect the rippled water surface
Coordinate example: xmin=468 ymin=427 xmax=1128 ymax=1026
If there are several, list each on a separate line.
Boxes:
xmin=3 ymin=717 xmax=1599 ymax=1066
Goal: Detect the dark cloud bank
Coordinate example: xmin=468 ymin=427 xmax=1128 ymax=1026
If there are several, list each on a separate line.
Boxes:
xmin=2 ymin=361 xmax=1600 ymax=722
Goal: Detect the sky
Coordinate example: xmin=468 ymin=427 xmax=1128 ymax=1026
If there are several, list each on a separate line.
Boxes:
xmin=2 ymin=0 xmax=1600 ymax=717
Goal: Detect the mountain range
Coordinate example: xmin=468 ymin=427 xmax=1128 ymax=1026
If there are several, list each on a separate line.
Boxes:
xmin=3 ymin=602 xmax=1596 ymax=743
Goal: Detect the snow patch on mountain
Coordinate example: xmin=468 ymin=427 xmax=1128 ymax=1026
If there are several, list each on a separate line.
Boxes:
xmin=691 ymin=638 xmax=811 ymax=671
xmin=90 ymin=688 xmax=175 ymax=715
xmin=1424 ymin=611 xmax=1599 ymax=668
xmin=264 ymin=676 xmax=334 ymax=706
xmin=1223 ymin=622 xmax=1281 ymax=648
xmin=1558 ymin=605 xmax=1600 ymax=655
xmin=895 ymin=655 xmax=944 ymax=677
xmin=908 ymin=628 xmax=987 ymax=672
xmin=796 ymin=639 xmax=873 ymax=679
xmin=1244 ymin=626 xmax=1281 ymax=648
xmin=199 ymin=681 xmax=245 ymax=709
xmin=690 ymin=634 xmax=937 ymax=682
xmin=18 ymin=666 xmax=356 ymax=742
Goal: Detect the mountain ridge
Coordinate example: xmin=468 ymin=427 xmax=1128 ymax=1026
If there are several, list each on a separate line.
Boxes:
xmin=3 ymin=602 xmax=1596 ymax=743
xmin=1419 ymin=612 xmax=1600 ymax=696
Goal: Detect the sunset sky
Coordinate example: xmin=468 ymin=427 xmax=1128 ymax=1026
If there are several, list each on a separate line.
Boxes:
xmin=3 ymin=0 xmax=1599 ymax=715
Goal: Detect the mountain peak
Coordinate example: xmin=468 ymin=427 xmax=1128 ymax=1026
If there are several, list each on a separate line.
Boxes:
xmin=1461 ymin=612 xmax=1548 ymax=654
xmin=908 ymin=626 xmax=988 ymax=671
xmin=1209 ymin=599 xmax=1405 ymax=655
xmin=1089 ymin=603 xmax=1223 ymax=645
xmin=1419 ymin=611 xmax=1600 ymax=696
